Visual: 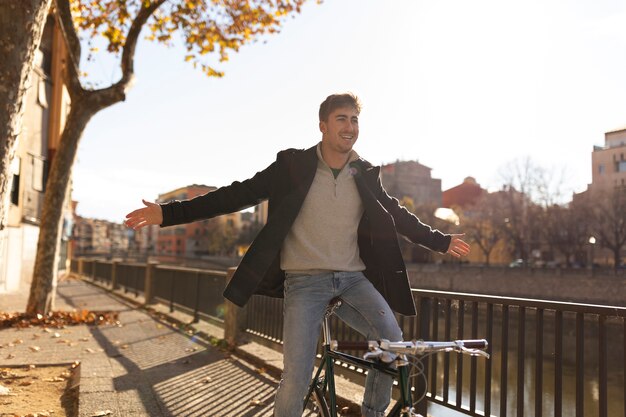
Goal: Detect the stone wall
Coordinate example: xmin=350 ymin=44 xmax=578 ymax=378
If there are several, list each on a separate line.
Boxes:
xmin=407 ymin=264 xmax=626 ymax=307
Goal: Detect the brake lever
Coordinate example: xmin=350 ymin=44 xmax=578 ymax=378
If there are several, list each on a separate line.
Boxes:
xmin=363 ymin=348 xmax=398 ymax=363
xmin=459 ymin=346 xmax=490 ymax=359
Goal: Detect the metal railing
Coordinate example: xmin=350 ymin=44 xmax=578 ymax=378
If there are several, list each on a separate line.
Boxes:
xmin=73 ymin=258 xmax=626 ymax=417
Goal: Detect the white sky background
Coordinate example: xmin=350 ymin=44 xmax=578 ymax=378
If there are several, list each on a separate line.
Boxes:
xmin=73 ymin=0 xmax=626 ymax=222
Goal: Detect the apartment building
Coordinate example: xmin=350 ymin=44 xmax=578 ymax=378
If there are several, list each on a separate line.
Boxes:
xmin=72 ymin=216 xmax=130 ymax=258
xmin=380 ymin=160 xmax=442 ymax=206
xmin=0 ymin=15 xmax=71 ymax=293
xmin=156 ymin=185 xmax=242 ymax=258
xmin=442 ymin=177 xmax=485 ymax=209
xmin=591 ymin=127 xmax=626 ymax=190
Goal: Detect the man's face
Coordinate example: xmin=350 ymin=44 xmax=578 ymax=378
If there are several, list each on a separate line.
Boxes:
xmin=319 ymin=106 xmax=359 ymax=154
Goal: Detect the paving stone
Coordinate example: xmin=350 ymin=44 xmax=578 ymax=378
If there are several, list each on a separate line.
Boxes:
xmin=0 ymin=278 xmax=363 ymax=416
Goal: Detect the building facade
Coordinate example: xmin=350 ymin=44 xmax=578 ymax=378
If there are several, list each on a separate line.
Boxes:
xmin=591 ymin=127 xmax=626 ymax=190
xmin=0 ymin=15 xmax=71 ymax=293
xmin=380 ymin=160 xmax=442 ymax=206
xmin=156 ymin=185 xmax=242 ymax=259
xmin=72 ymin=215 xmax=130 ymax=259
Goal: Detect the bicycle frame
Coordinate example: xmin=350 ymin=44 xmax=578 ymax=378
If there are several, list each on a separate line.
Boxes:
xmin=303 ymin=301 xmax=419 ymax=417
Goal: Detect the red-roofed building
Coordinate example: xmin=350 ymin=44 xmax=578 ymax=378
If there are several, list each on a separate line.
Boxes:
xmin=442 ymin=177 xmax=485 ymax=209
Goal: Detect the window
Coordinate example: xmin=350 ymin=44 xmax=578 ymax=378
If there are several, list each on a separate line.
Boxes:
xmin=598 ymin=164 xmax=605 ymax=174
xmin=619 ymin=161 xmax=626 ymax=172
xmin=32 ymin=155 xmax=46 ymax=192
xmin=10 ymin=174 xmax=19 ymax=206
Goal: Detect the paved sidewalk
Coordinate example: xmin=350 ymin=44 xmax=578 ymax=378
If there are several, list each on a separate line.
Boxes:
xmin=0 ymin=279 xmax=281 ymax=416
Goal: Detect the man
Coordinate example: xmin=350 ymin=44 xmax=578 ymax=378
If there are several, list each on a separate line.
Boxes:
xmin=125 ymin=93 xmax=470 ymax=417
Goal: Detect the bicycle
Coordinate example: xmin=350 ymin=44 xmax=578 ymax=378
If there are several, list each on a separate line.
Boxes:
xmin=303 ymin=298 xmax=490 ymax=417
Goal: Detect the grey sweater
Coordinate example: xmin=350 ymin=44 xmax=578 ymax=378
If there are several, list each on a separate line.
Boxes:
xmin=280 ymin=143 xmax=366 ymax=275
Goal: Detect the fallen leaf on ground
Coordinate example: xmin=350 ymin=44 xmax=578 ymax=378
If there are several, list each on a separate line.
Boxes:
xmin=0 ymin=370 xmax=20 ymax=379
xmin=6 ymin=354 xmax=15 ymax=359
xmin=29 ymin=346 xmax=41 ymax=352
xmin=84 ymin=348 xmax=96 ymax=353
xmin=43 ymin=377 xmax=65 ymax=382
xmin=0 ymin=311 xmax=120 ymax=329
xmin=249 ymin=399 xmax=266 ymax=406
xmin=91 ymin=410 xmax=112 ymax=416
xmin=52 ymin=332 xmax=61 ymax=338
xmin=13 ymin=339 xmax=23 ymax=344
xmin=0 ymin=384 xmax=11 ymax=395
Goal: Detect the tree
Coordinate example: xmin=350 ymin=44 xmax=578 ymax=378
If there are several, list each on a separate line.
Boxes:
xmin=205 ymin=219 xmax=238 ymax=256
xmin=462 ymin=193 xmax=505 ymax=265
xmin=0 ymin=0 xmax=53 ymax=230
xmin=589 ymin=186 xmax=626 ymax=270
xmin=26 ymin=0 xmax=309 ymax=314
xmin=540 ymin=199 xmax=591 ymax=267
xmin=496 ymin=157 xmax=555 ymax=262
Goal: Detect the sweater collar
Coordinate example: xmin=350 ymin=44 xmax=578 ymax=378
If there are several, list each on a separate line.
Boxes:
xmin=315 ymin=142 xmax=360 ymax=170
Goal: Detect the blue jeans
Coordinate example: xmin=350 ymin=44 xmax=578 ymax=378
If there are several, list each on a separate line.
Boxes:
xmin=273 ymin=271 xmax=403 ymax=417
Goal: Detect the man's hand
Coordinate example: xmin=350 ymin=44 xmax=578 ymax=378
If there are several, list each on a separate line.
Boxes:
xmin=125 ymin=199 xmax=163 ymax=230
xmin=447 ymin=234 xmax=470 ymax=258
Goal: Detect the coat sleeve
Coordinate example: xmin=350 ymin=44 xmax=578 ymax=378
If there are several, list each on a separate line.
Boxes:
xmin=373 ymin=170 xmax=451 ymax=254
xmin=160 ymin=161 xmax=276 ymax=227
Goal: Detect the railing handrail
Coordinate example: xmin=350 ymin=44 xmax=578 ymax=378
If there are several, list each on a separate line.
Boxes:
xmin=155 ymin=264 xmax=228 ymax=276
xmin=412 ymin=288 xmax=626 ymax=317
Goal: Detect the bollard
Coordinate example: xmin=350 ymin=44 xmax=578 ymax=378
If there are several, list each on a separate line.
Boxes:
xmin=143 ymin=261 xmax=159 ymax=305
xmin=78 ymin=258 xmax=84 ymax=277
xmin=224 ymin=267 xmax=247 ymax=347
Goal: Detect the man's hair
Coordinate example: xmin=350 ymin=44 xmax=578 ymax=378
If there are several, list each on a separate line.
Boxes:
xmin=318 ymin=93 xmax=362 ymax=122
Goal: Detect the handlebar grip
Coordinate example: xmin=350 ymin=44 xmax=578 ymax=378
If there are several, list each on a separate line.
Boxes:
xmin=459 ymin=339 xmax=488 ymax=349
xmin=332 ymin=341 xmax=372 ymax=351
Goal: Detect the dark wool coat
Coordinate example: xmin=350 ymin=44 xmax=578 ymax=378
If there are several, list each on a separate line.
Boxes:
xmin=160 ymin=145 xmax=451 ymax=316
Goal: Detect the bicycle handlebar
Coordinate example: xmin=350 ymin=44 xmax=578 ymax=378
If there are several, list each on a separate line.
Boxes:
xmin=331 ymin=338 xmax=490 ymax=361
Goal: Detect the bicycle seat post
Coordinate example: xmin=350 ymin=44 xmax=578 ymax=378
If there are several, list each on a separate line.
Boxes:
xmin=322 ymin=298 xmax=342 ymax=346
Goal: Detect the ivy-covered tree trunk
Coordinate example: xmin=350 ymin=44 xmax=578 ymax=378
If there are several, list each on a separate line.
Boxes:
xmin=0 ymin=0 xmax=52 ymax=229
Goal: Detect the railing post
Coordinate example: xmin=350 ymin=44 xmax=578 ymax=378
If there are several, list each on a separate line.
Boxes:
xmin=415 ymin=296 xmax=431 ymax=417
xmin=144 ymin=261 xmax=158 ymax=305
xmin=111 ymin=260 xmax=119 ymax=290
xmin=78 ymin=258 xmax=84 ymax=277
xmin=224 ymin=267 xmax=247 ymax=347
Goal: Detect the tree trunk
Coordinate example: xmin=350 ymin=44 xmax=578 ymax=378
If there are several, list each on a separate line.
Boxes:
xmin=0 ymin=0 xmax=52 ymax=229
xmin=26 ymin=96 xmax=94 ymax=314
xmin=25 ymin=0 xmax=159 ymax=315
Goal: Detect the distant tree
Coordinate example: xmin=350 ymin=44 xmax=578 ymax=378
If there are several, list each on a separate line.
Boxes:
xmin=588 ymin=186 xmax=626 ymax=270
xmin=462 ymin=193 xmax=505 ymax=265
xmin=0 ymin=0 xmax=53 ymax=230
xmin=27 ymin=0 xmax=310 ymax=314
xmin=541 ymin=202 xmax=590 ymax=267
xmin=205 ymin=219 xmax=238 ymax=256
xmin=497 ymin=157 xmax=551 ymax=261
xmin=237 ymin=220 xmax=263 ymax=247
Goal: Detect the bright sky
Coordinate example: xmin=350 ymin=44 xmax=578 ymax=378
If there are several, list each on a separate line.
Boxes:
xmin=73 ymin=0 xmax=626 ymax=222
